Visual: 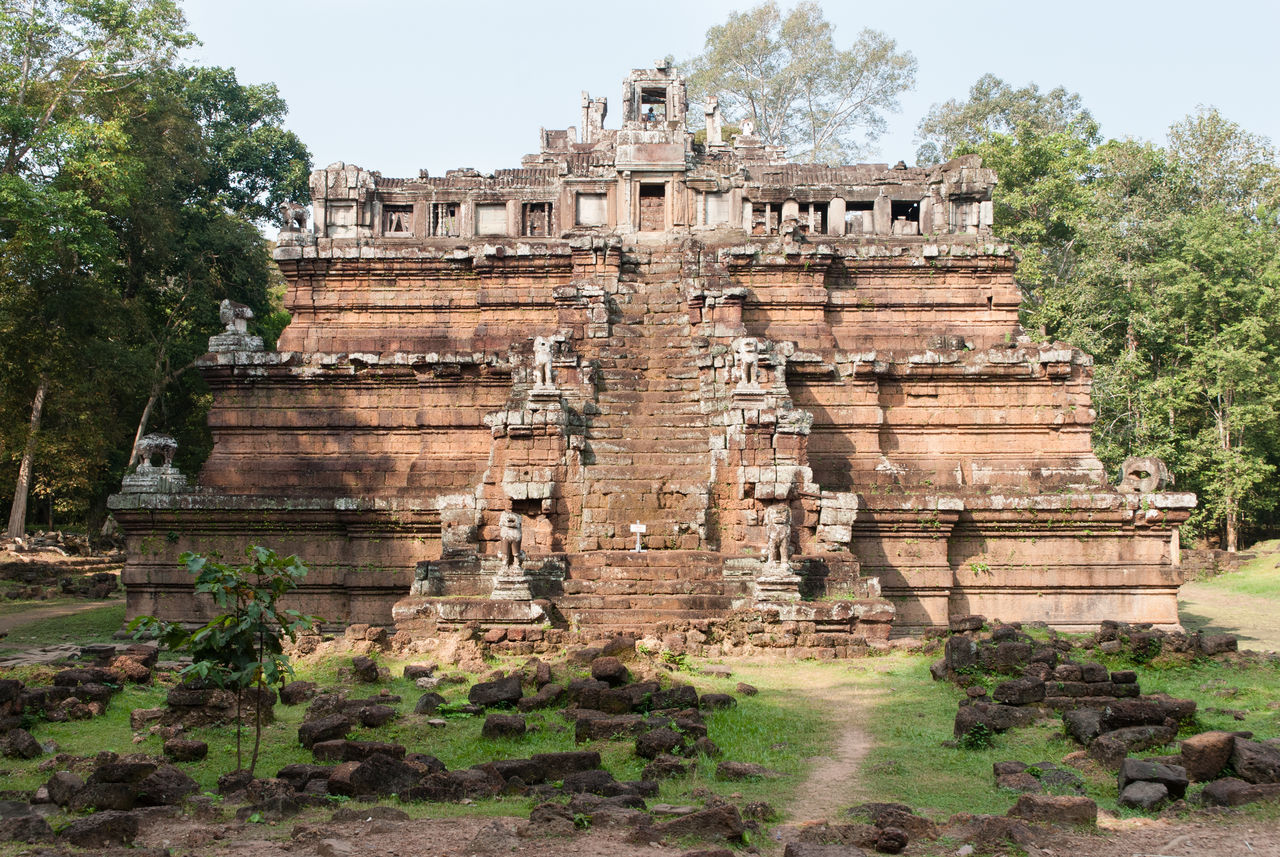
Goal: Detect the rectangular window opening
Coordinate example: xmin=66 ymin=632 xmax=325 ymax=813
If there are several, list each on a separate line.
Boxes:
xmin=799 ymin=202 xmax=828 ymax=235
xmin=382 ymin=204 xmax=413 ymax=235
xmin=844 ymin=202 xmax=873 ymax=234
xmin=891 ymin=201 xmax=920 ymax=236
xmin=638 ymin=184 xmax=666 ymax=232
xmin=640 ymin=87 xmax=667 ymax=125
xmin=750 ymin=202 xmax=777 ymax=235
xmin=522 ymin=202 xmax=553 ymax=237
xmin=430 ymin=202 xmax=459 ymax=237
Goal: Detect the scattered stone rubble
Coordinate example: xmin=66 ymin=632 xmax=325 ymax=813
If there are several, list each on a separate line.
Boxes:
xmin=936 ymin=615 xmax=1280 ymax=815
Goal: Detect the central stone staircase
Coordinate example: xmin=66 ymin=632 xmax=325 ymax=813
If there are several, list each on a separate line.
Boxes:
xmin=560 ymin=246 xmax=739 ymax=628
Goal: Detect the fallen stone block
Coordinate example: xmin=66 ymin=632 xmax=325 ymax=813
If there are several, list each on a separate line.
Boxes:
xmin=1201 ymin=777 xmax=1280 ymax=807
xmin=1180 ymin=731 xmax=1237 ymax=782
xmin=1006 ymin=794 xmax=1096 ymax=825
xmin=1118 ymin=780 xmax=1168 ymax=810
xmin=1231 ymin=738 xmax=1280 ymax=784
xmin=481 ymin=713 xmax=526 ymax=739
xmin=1118 ymin=757 xmax=1188 ymax=799
xmin=468 ymin=675 xmax=523 ymax=708
xmin=61 ymin=810 xmax=138 ymax=848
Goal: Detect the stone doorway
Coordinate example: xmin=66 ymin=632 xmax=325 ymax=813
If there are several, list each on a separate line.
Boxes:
xmin=638 ymin=184 xmax=665 ymax=232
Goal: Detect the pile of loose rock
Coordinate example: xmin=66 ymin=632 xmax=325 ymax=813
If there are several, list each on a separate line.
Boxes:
xmin=2 ymin=646 xmax=157 ymax=765
xmin=1110 ymin=732 xmax=1280 ymax=809
xmin=935 ymin=617 xmax=1200 ymax=746
xmin=936 ymin=615 xmax=1280 ymax=814
xmin=0 ymin=751 xmax=200 ymax=849
xmin=269 ymin=638 xmax=759 ymax=821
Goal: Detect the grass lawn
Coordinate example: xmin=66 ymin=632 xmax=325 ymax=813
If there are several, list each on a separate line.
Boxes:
xmin=1180 ymin=540 xmax=1280 ymax=651
xmin=0 ymin=650 xmax=840 ymax=825
xmin=860 ymin=642 xmax=1280 ymax=821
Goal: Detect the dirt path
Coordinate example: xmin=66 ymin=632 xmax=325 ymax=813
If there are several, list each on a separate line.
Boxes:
xmin=787 ymin=670 xmax=882 ymax=823
xmin=1180 ymin=582 xmax=1280 ymax=652
xmin=1180 ymin=543 xmax=1280 ymax=652
xmin=0 ymin=596 xmax=122 ymax=636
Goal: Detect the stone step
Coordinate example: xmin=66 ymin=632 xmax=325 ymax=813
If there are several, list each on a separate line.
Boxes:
xmin=560 ymin=579 xmax=734 ymax=596
xmin=556 ymin=593 xmax=740 ymax=612
xmin=558 ymin=607 xmax=742 ymax=627
xmin=582 ymin=464 xmax=710 ymax=480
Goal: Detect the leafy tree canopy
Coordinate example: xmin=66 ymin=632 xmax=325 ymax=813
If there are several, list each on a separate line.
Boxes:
xmin=915 ymin=74 xmax=1099 ymax=167
xmin=683 ymin=1 xmax=916 ymax=163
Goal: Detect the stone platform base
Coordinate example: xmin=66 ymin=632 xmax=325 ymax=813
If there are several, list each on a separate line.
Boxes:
xmin=391 ymin=596 xmax=550 ymax=630
xmin=109 ymin=492 xmax=1194 ymax=637
xmin=389 ymin=599 xmax=895 ymax=659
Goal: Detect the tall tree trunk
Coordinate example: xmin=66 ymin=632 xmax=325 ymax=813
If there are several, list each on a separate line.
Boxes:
xmin=1226 ymin=506 xmax=1238 ymax=553
xmin=6 ymin=377 xmax=47 ymax=539
xmin=128 ymin=391 xmax=159 ymax=467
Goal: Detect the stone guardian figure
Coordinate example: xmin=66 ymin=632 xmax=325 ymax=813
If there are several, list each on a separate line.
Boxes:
xmin=532 ymin=336 xmax=555 ymax=389
xmin=498 ymin=510 xmax=523 ymax=570
xmin=732 ymin=337 xmax=762 ymax=389
xmin=764 ymin=503 xmax=792 ymax=568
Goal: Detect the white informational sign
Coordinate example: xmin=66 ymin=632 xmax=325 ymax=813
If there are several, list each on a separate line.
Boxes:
xmin=630 ymin=521 xmax=646 ymax=552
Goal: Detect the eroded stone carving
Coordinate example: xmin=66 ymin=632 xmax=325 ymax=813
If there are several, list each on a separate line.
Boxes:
xmin=410 ymin=563 xmax=432 ymax=596
xmin=219 ymin=300 xmax=253 ymax=333
xmin=208 ymin=300 xmax=263 ymax=353
xmin=764 ymin=503 xmax=792 ymax=568
xmin=120 ymin=433 xmax=187 ymax=494
xmin=135 ymin=433 xmax=177 ymax=469
xmin=279 ymin=201 xmax=308 ymax=232
xmin=732 ymin=337 xmax=762 ymax=389
xmin=532 ymin=336 xmax=555 ymax=390
xmin=1118 ymin=457 xmax=1171 ymax=494
xmin=498 ymin=510 xmax=523 ymax=570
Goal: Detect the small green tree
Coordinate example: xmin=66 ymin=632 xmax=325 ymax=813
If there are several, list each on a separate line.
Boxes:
xmin=130 ymin=545 xmax=321 ymax=774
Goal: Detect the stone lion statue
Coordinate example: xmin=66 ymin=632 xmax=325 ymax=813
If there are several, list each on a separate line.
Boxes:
xmin=764 ymin=503 xmax=792 ymax=568
xmin=219 ymin=299 xmax=253 ymax=333
xmin=532 ymin=336 xmax=554 ymax=388
xmin=1117 ymin=456 xmax=1171 ymax=494
xmin=498 ymin=511 xmax=523 ymax=569
xmin=279 ymin=201 xmax=308 ymax=232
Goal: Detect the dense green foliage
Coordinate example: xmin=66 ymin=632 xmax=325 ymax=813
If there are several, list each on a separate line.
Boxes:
xmin=0 ymin=0 xmax=309 ymax=535
xmin=935 ymin=88 xmax=1280 ymax=549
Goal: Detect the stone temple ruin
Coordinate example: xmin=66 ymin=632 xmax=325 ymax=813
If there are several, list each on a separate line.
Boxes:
xmin=109 ymin=65 xmax=1195 ymax=646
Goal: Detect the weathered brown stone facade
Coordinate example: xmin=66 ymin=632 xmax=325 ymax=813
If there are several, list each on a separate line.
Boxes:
xmin=110 ymin=66 xmax=1193 ymax=638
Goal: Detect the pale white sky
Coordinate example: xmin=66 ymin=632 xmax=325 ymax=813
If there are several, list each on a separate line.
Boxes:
xmin=183 ymin=0 xmax=1280 ymax=178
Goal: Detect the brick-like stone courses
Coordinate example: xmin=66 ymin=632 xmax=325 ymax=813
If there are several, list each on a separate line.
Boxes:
xmin=110 ymin=66 xmax=1194 ymax=634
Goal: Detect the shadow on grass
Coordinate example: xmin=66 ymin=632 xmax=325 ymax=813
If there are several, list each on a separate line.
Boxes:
xmin=1177 ymin=607 xmax=1250 ymax=640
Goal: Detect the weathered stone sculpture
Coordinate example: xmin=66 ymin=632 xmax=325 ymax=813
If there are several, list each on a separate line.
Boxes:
xmin=120 ymin=433 xmax=187 ymax=494
xmin=498 ymin=510 xmax=523 ymax=570
xmin=1118 ymin=457 xmax=1171 ymax=494
xmin=279 ymin=201 xmax=308 ymax=232
xmin=763 ymin=503 xmax=791 ymax=568
xmin=732 ymin=337 xmax=762 ymax=390
xmin=532 ymin=336 xmax=555 ymax=390
xmin=409 ymin=563 xmax=432 ymax=596
xmin=490 ymin=510 xmax=533 ymax=601
xmin=111 ymin=65 xmax=1195 ymax=638
xmin=208 ymin=300 xmax=263 ymax=354
xmin=219 ymin=300 xmax=252 ymax=333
